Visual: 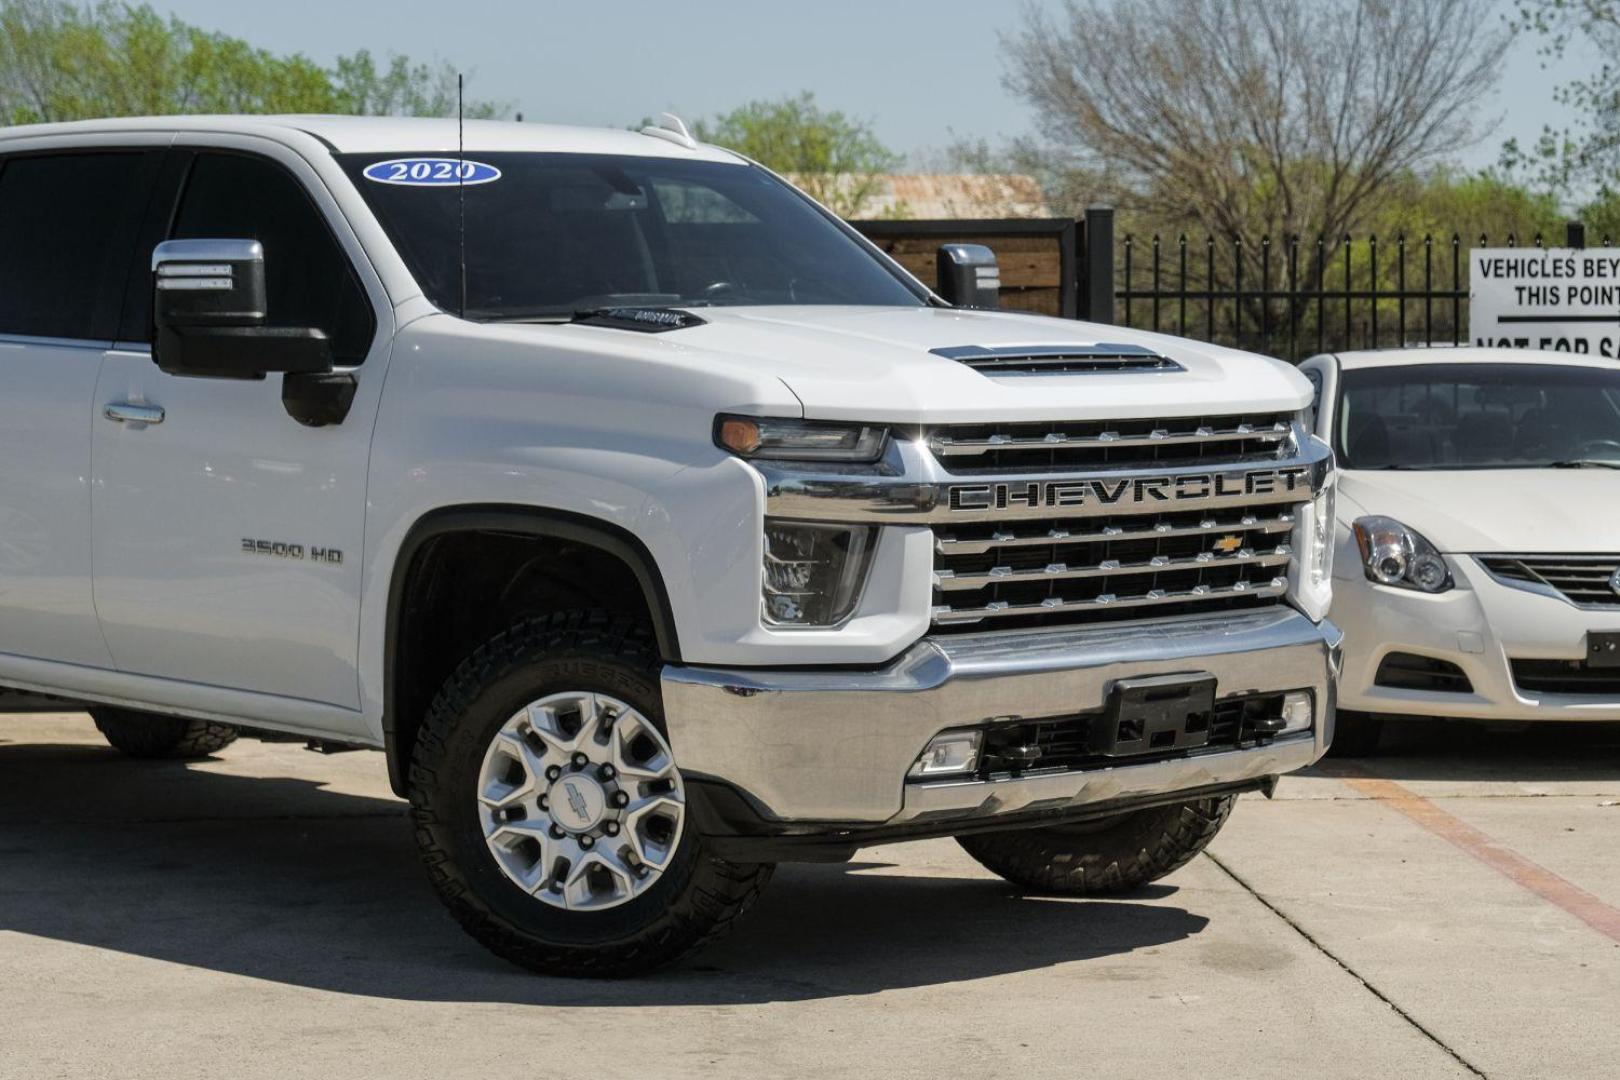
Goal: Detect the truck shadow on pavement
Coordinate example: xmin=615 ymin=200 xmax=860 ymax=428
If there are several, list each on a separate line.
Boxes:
xmin=0 ymin=738 xmax=1208 ymax=1006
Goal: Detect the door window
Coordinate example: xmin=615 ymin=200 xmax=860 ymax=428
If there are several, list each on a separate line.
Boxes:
xmin=0 ymin=152 xmax=152 ymax=341
xmin=170 ymin=152 xmax=375 ymax=362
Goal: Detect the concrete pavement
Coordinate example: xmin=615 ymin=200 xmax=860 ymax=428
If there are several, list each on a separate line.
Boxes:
xmin=2 ymin=713 xmax=1616 ymax=1080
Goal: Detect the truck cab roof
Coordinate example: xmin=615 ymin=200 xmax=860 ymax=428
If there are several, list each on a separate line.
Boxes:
xmin=0 ymin=113 xmax=743 ymax=163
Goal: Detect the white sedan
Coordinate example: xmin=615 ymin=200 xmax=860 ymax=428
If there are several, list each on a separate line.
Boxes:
xmin=1301 ymin=347 xmax=1620 ymax=753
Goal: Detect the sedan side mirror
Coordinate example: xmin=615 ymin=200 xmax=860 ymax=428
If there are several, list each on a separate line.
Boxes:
xmin=152 ymin=239 xmax=333 ymax=380
xmin=936 ymin=243 xmax=1001 ymax=310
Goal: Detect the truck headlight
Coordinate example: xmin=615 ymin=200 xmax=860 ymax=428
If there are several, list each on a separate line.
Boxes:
xmin=1287 ymin=464 xmax=1335 ymax=622
xmin=1352 ymin=515 xmax=1452 ymax=593
xmin=1309 ymin=484 xmax=1336 ymax=587
xmin=762 ymin=520 xmax=877 ymax=626
xmin=716 ymin=415 xmax=888 ymax=463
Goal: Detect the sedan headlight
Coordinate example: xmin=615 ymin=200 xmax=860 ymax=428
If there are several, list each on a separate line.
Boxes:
xmin=1352 ymin=515 xmax=1452 ymax=593
xmin=762 ymin=520 xmax=877 ymax=627
xmin=716 ymin=415 xmax=888 ymax=463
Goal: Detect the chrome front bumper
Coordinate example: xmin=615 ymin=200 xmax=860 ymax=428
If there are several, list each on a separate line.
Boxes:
xmin=662 ymin=608 xmax=1343 ymax=825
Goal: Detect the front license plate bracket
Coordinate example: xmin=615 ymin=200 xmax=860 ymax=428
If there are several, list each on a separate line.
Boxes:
xmin=1588 ymin=631 xmax=1620 ymax=670
xmin=1095 ymin=673 xmax=1218 ymax=757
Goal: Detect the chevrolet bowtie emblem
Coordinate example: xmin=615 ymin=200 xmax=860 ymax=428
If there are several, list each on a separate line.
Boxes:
xmin=564 ymin=781 xmax=589 ymax=820
xmin=1212 ymin=534 xmax=1244 ymax=554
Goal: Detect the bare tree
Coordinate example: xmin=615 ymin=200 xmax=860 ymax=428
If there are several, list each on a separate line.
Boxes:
xmin=1003 ymin=0 xmax=1510 ymax=248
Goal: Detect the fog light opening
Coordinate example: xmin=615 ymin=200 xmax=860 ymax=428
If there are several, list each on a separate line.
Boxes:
xmin=1280 ymin=691 xmax=1314 ymax=736
xmin=908 ymin=730 xmax=983 ymax=779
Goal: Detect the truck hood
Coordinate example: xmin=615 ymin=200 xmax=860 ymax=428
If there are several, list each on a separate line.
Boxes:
xmin=659 ymin=306 xmax=1311 ymax=424
xmin=1338 ymin=469 xmax=1620 ymax=553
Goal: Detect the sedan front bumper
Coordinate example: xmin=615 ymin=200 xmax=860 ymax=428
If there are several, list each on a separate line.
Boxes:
xmin=661 ymin=608 xmax=1342 ymax=826
xmin=1334 ymin=555 xmax=1620 ymax=721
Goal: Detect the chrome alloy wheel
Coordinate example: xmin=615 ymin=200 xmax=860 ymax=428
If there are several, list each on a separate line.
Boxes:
xmin=476 ymin=691 xmax=686 ymax=911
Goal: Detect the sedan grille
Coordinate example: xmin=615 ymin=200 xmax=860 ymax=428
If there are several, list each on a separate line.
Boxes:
xmin=1478 ymin=555 xmax=1620 ymax=608
xmin=1510 ymin=659 xmax=1620 ymax=696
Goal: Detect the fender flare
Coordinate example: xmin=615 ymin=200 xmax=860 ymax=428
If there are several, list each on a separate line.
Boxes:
xmin=382 ymin=504 xmax=681 ymax=795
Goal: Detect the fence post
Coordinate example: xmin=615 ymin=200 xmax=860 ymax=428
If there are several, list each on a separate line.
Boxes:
xmin=1081 ymin=206 xmax=1115 ymax=324
xmin=1567 ymin=221 xmax=1586 ymax=249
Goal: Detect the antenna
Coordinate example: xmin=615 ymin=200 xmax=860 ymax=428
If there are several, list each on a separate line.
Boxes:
xmin=457 ymin=73 xmax=467 ymax=319
xmin=640 ymin=112 xmax=697 ymax=150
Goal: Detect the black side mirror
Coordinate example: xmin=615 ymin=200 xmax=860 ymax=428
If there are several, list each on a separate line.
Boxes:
xmin=936 ymin=243 xmax=1001 ymax=309
xmin=152 ymin=239 xmax=333 ymax=380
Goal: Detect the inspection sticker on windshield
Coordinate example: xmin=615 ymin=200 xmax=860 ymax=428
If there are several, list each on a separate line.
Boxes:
xmin=362 ymin=158 xmax=501 ymax=186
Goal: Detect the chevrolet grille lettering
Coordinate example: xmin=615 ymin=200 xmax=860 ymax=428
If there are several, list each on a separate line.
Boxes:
xmin=947 ymin=467 xmax=1309 ymax=512
xmin=998 ymin=482 xmax=1041 ymax=510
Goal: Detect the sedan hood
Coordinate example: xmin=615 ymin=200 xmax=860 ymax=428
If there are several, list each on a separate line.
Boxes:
xmin=1338 ymin=469 xmax=1620 ymax=553
xmin=657 ymin=305 xmax=1311 ymax=424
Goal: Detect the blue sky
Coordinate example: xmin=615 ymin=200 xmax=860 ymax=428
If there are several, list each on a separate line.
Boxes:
xmin=158 ymin=0 xmax=1594 ymax=172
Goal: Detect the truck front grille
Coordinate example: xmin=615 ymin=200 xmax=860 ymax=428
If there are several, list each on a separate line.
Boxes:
xmin=932 ymin=504 xmax=1295 ymax=629
xmin=928 ymin=412 xmax=1293 ymax=473
xmin=1479 ymin=555 xmax=1620 ymax=608
xmin=926 ymin=411 xmax=1306 ymax=631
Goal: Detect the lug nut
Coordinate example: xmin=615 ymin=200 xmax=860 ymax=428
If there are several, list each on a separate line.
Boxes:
xmin=571 ymin=752 xmax=589 ymax=769
xmin=598 ymin=764 xmax=616 ymax=781
xmin=612 ymin=791 xmax=630 ymax=808
xmin=549 ymin=824 xmax=565 ymax=839
xmin=545 ymin=765 xmax=562 ymax=781
xmin=578 ymin=835 xmax=595 ymax=849
xmin=604 ymin=821 xmax=620 ymax=836
xmin=538 ymin=794 xmax=549 ymax=811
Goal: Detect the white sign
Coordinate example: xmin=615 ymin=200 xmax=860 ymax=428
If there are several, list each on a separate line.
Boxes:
xmin=1470 ymin=248 xmax=1620 ymax=358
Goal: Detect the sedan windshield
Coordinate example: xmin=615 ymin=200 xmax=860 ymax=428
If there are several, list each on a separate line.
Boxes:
xmin=1336 ymin=362 xmax=1620 ymax=469
xmin=339 ymin=152 xmax=925 ymax=320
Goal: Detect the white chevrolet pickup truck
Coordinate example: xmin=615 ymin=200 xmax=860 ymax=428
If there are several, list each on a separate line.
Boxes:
xmin=0 ymin=114 xmax=1341 ymax=975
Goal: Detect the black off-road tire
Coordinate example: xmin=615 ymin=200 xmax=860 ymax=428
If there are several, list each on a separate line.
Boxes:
xmin=1327 ymin=710 xmax=1384 ymax=757
xmin=408 ymin=609 xmax=774 ymax=977
xmin=957 ymin=795 xmax=1236 ymax=895
xmin=91 ymin=707 xmax=239 ymax=759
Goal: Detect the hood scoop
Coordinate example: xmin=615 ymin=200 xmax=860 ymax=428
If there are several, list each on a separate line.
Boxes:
xmin=931 ymin=342 xmax=1184 ymax=376
xmin=573 ymin=307 xmax=707 ymax=333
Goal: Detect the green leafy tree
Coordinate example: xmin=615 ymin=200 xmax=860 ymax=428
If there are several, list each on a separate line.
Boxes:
xmin=689 ymin=92 xmax=902 ymax=217
xmin=1503 ymin=1 xmax=1620 ymax=199
xmin=1375 ymin=169 xmax=1564 ymax=245
xmin=0 ymin=0 xmax=504 ymax=125
xmin=331 ymin=49 xmax=501 ymax=119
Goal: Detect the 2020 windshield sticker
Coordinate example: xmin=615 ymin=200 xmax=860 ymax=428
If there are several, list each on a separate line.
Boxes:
xmin=362 ymin=158 xmax=501 ymax=187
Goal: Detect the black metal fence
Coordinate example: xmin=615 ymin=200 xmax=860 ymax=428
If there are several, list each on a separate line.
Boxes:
xmin=850 ymin=207 xmax=1614 ymax=362
xmin=1103 ymin=220 xmax=1609 ymax=363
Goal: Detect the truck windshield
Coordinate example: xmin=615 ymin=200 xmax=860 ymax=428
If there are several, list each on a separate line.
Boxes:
xmin=1335 ymin=362 xmax=1620 ymax=469
xmin=338 ymin=152 xmax=925 ymax=319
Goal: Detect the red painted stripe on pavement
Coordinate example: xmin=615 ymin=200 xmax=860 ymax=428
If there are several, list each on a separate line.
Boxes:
xmin=1319 ymin=762 xmax=1620 ymax=945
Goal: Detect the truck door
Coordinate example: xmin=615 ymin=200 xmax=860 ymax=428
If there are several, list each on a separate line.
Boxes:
xmin=0 ymin=148 xmax=161 ymax=670
xmin=91 ymin=144 xmax=391 ymax=714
